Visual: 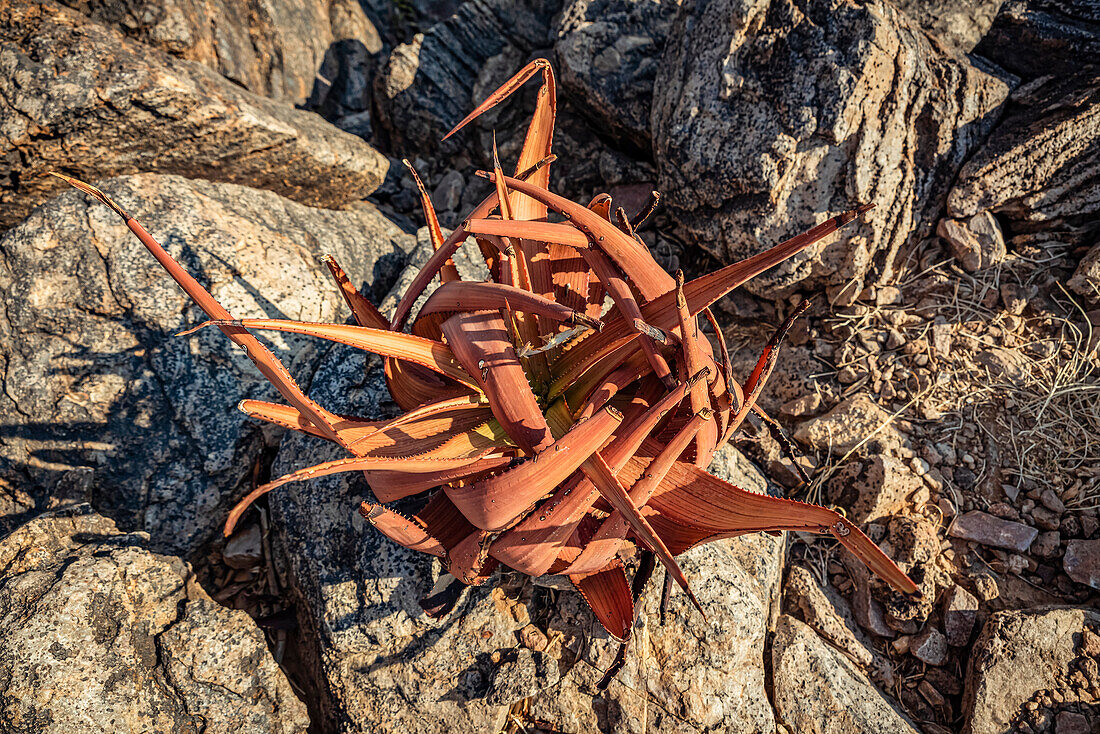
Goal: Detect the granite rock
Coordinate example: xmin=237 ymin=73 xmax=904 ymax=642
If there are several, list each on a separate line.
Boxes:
xmin=964 ymin=607 xmax=1100 ymax=734
xmin=947 ymin=74 xmax=1100 ymax=250
xmin=651 ymin=0 xmax=1010 ymax=295
xmin=0 ymin=504 xmax=309 ymax=733
xmin=772 ymin=615 xmax=919 ymax=734
xmin=0 ymin=174 xmax=414 ymax=552
xmin=56 ymin=0 xmax=381 ymax=105
xmin=0 ymin=0 xmax=389 ymax=230
xmin=556 ymin=0 xmax=682 ymax=151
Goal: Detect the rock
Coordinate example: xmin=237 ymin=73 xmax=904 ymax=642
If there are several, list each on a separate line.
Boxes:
xmin=937 ymin=212 xmax=1007 ymax=272
xmin=947 ymin=74 xmax=1100 ymax=251
xmin=707 ymin=442 xmax=775 ymax=496
xmin=0 ymin=174 xmax=414 ymax=552
xmin=826 ymin=456 xmax=923 ymax=524
xmin=0 ymin=504 xmax=309 ymax=732
xmin=223 ymin=522 xmax=263 ymax=570
xmin=57 ymin=0 xmax=379 ymax=105
xmin=949 ymin=510 xmax=1038 ymax=553
xmin=975 ymin=346 xmax=1030 ymax=382
xmin=784 ymin=565 xmax=894 ymax=686
xmin=976 ymin=0 xmax=1100 ymax=80
xmin=270 ymin=330 xmax=785 ymax=732
xmin=651 ymin=0 xmax=1009 ymax=295
xmin=485 ymin=648 xmax=560 ymax=707
xmin=964 ymin=607 xmax=1100 ymax=734
xmin=0 ymin=0 xmax=389 ymax=230
xmin=555 ymin=0 xmax=681 ymax=150
xmin=1032 ymin=530 xmax=1061 ymax=559
xmin=781 ymin=392 xmax=822 ymax=418
xmin=772 ymin=615 xmax=919 ymax=734
xmin=794 ymin=395 xmax=907 ymax=457
xmin=1063 ymin=539 xmax=1100 ymax=589
xmin=890 ymin=0 xmax=1006 ymax=52
xmin=841 ymin=549 xmax=896 ymax=639
xmin=430 ymin=170 xmax=465 ymax=212
xmin=942 ymin=585 xmax=979 ymax=646
xmin=1056 ymin=711 xmax=1091 ymax=734
xmin=911 ymin=627 xmax=948 ymax=666
xmin=374 ymin=0 xmax=562 ymax=156
xmin=1069 ymin=242 xmax=1100 ymax=300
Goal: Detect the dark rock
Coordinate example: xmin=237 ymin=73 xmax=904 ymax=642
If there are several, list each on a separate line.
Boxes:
xmin=1032 ymin=530 xmax=1061 ymax=559
xmin=0 ymin=0 xmax=389 ymax=230
xmin=772 ymin=615 xmax=919 ymax=734
xmin=0 ymin=174 xmax=414 ymax=553
xmin=949 ymin=510 xmax=1038 ymax=553
xmin=0 ymin=504 xmax=308 ymax=732
xmin=947 ymin=74 xmax=1100 ymax=251
xmin=1055 ymin=711 xmax=1091 ymax=734
xmin=555 ymin=0 xmax=681 ymax=151
xmin=651 ymin=0 xmax=1010 ymax=295
xmin=57 ymin=0 xmax=381 ymax=105
xmin=374 ymin=0 xmax=563 ymax=157
xmin=942 ymin=585 xmax=979 ymax=646
xmin=964 ymin=607 xmax=1100 ymax=734
xmin=1063 ymin=539 xmax=1100 ymax=589
xmin=976 ymin=0 xmax=1100 ymax=80
xmin=891 ymin=0 xmax=1006 ymax=52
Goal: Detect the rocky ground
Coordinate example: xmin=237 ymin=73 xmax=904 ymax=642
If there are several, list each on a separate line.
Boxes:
xmin=0 ymin=0 xmax=1097 ymax=733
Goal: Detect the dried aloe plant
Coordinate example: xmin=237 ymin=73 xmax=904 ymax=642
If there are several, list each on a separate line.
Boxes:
xmin=57 ymin=59 xmax=916 ymax=681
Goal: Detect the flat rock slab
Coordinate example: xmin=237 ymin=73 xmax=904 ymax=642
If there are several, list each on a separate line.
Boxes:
xmin=964 ymin=607 xmax=1100 ymax=734
xmin=0 ymin=0 xmax=389 ymax=230
xmin=652 ymin=0 xmax=1010 ymax=294
xmin=948 ymin=510 xmax=1038 ymax=553
xmin=772 ymin=615 xmax=919 ymax=734
xmin=0 ymin=504 xmax=309 ymax=733
xmin=0 ymin=173 xmax=414 ymax=554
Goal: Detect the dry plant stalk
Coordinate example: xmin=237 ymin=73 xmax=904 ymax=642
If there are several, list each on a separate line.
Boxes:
xmin=57 ymin=59 xmax=916 ymax=680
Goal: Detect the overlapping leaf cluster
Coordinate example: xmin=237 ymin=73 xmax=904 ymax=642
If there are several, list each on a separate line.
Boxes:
xmin=58 ymin=60 xmax=915 ymax=664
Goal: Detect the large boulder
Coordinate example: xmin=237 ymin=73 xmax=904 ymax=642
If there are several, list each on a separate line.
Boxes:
xmin=772 ymin=615 xmax=919 ymax=734
xmin=964 ymin=607 xmax=1100 ymax=734
xmin=946 ymin=74 xmax=1100 ymax=250
xmin=0 ymin=504 xmax=310 ymax=732
xmin=56 ymin=0 xmax=381 ymax=105
xmin=651 ymin=0 xmax=1010 ymax=296
xmin=0 ymin=0 xmax=389 ymax=230
xmin=555 ymin=0 xmax=682 ymax=152
xmin=0 ymin=174 xmax=415 ymax=553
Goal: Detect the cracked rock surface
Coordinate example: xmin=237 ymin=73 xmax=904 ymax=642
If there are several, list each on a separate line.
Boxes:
xmin=0 ymin=0 xmax=389 ymax=230
xmin=0 ymin=503 xmax=309 ymax=733
xmin=0 ymin=174 xmax=414 ymax=554
xmin=652 ymin=0 xmax=1010 ymax=295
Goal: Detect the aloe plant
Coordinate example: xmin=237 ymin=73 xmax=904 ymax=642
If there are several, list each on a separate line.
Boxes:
xmin=57 ymin=59 xmax=915 ymax=680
